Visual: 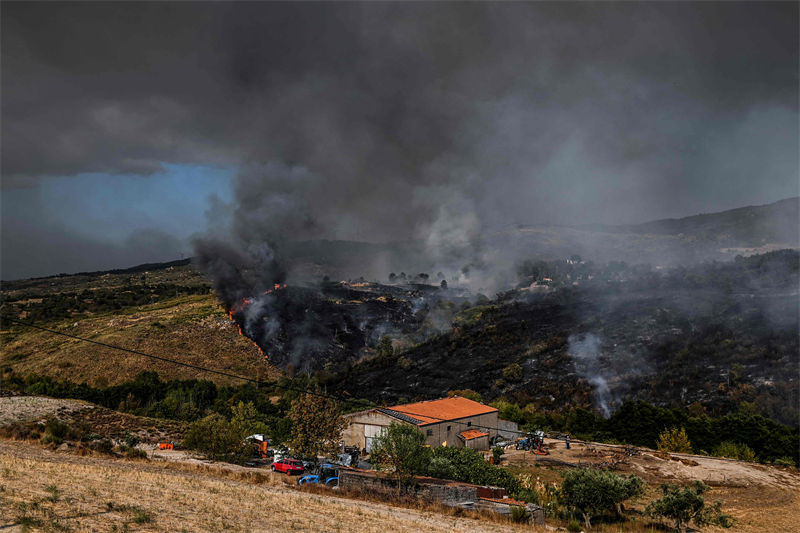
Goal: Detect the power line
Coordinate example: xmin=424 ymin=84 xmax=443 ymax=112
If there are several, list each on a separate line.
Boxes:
xmin=4 ymin=317 xmax=526 ymax=437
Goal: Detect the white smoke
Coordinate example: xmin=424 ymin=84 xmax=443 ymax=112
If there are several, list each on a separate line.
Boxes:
xmin=568 ymin=332 xmax=612 ymax=417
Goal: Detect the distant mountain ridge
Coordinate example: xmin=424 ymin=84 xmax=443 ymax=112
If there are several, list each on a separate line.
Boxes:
xmin=581 ymin=197 xmax=799 ymax=247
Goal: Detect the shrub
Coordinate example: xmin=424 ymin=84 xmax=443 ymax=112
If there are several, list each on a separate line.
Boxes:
xmin=712 ymin=441 xmax=756 ymax=462
xmin=122 ymin=432 xmax=140 ymax=448
xmin=45 ymin=484 xmax=60 ymax=503
xmin=647 ymin=481 xmax=733 ymax=533
xmin=427 ymin=456 xmax=456 ymax=480
xmin=657 ymin=427 xmax=692 ymax=453
xmin=502 ymin=363 xmax=523 ymax=382
xmin=43 ymin=418 xmax=70 ymax=444
xmin=492 ymin=446 xmax=504 ymax=464
xmin=124 ymin=448 xmax=148 ymax=460
xmin=560 ymin=468 xmax=644 ymax=529
xmin=510 ymin=505 xmax=528 ymax=523
xmin=430 ymin=446 xmax=521 ymax=494
xmin=773 ymin=457 xmax=796 ymax=467
xmin=92 ymin=439 xmax=114 ymax=454
xmin=566 ymin=518 xmax=583 ymax=532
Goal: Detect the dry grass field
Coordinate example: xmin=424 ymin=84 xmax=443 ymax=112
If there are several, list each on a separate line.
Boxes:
xmin=501 ymin=441 xmax=800 ymax=533
xmin=1 ymin=294 xmax=280 ymax=386
xmin=0 ymin=440 xmax=532 ymax=533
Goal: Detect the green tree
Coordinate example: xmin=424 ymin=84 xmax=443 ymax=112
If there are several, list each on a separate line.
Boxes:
xmin=370 ymin=423 xmax=431 ymax=490
xmin=287 ymin=393 xmax=346 ymax=461
xmin=183 ymin=401 xmax=266 ymax=464
xmin=560 ymin=469 xmax=644 ymax=529
xmin=430 ymin=446 xmax=521 ymax=494
xmin=502 ymin=363 xmax=523 ymax=382
xmin=712 ymin=441 xmax=756 ymax=462
xmin=646 ymin=481 xmax=733 ymax=533
xmin=376 ymin=336 xmax=394 ymax=358
xmin=657 ymin=427 xmax=693 ymax=453
xmin=446 ymin=389 xmax=483 ymax=403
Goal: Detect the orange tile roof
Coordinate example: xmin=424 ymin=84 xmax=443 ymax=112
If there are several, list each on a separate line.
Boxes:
xmin=459 ymin=429 xmax=489 ymax=440
xmin=385 ymin=396 xmax=498 ymax=426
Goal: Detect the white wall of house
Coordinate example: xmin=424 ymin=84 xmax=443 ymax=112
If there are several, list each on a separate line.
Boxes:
xmin=342 ymin=409 xmax=500 ymax=451
xmin=341 ymin=410 xmax=395 ymax=450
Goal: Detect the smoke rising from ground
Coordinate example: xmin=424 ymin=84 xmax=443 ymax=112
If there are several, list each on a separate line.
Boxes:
xmin=567 ymin=333 xmax=615 ymax=417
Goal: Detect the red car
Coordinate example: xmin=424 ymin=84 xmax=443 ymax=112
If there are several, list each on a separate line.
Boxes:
xmin=271 ymin=458 xmax=305 ymax=476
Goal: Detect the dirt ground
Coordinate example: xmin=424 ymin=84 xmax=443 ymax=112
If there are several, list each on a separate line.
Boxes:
xmin=0 ymin=440 xmax=533 ymax=533
xmin=0 ymin=395 xmax=185 ymax=443
xmin=501 ymin=438 xmax=800 ymax=533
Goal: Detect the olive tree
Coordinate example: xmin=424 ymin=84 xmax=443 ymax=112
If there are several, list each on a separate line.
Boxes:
xmin=647 ymin=481 xmax=733 ymax=533
xmin=560 ymin=468 xmax=644 ymax=529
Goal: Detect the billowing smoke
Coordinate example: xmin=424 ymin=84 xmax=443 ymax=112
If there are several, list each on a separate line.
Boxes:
xmin=568 ymin=333 xmax=613 ymax=417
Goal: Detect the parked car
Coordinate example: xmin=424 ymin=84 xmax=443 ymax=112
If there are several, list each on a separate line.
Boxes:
xmin=298 ymin=464 xmax=338 ymax=486
xmin=271 ymin=458 xmax=305 ymax=476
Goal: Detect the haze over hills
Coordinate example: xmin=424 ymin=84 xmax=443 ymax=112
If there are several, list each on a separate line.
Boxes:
xmin=2 ymin=198 xmax=797 ymax=426
xmin=579 ymin=197 xmax=799 ymax=247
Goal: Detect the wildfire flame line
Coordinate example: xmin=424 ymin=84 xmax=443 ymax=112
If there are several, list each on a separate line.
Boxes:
xmin=225 ymin=283 xmax=286 ymax=362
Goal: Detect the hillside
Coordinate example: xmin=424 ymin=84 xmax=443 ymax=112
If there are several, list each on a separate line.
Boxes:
xmin=340 ymin=251 xmax=799 ymax=425
xmin=607 ymin=197 xmax=799 ymax=246
xmin=0 ymin=259 xmax=279 ymax=386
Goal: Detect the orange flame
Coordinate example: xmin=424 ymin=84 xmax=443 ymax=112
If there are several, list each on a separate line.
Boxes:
xmin=225 ymin=292 xmax=279 ymax=361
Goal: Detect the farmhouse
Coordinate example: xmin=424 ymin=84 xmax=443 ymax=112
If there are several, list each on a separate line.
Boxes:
xmin=342 ymin=396 xmax=499 ymax=451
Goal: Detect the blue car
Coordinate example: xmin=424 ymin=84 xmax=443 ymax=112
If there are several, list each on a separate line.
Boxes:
xmin=298 ymin=464 xmax=338 ymax=486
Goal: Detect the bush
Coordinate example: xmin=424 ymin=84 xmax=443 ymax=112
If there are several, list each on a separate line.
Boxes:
xmin=92 ymin=439 xmax=114 ymax=454
xmin=510 ymin=505 xmax=528 ymax=523
xmin=430 ymin=446 xmax=521 ymax=494
xmin=492 ymin=446 xmax=504 ymax=464
xmin=43 ymin=418 xmax=70 ymax=444
xmin=124 ymin=447 xmax=148 ymax=460
xmin=427 ymin=456 xmax=456 ymax=480
xmin=773 ymin=457 xmax=796 ymax=467
xmin=712 ymin=441 xmax=756 ymax=462
xmin=566 ymin=518 xmax=583 ymax=532
xmin=502 ymin=363 xmax=523 ymax=382
xmin=657 ymin=427 xmax=692 ymax=453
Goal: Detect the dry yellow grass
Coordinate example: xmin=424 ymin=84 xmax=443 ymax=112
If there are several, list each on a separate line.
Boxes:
xmin=0 ymin=440 xmax=533 ymax=532
xmin=1 ymin=294 xmax=281 ymax=386
xmin=503 ymin=443 xmax=800 ymax=533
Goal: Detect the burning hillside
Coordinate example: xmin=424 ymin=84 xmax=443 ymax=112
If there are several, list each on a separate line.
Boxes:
xmin=221 ymin=278 xmax=471 ymax=372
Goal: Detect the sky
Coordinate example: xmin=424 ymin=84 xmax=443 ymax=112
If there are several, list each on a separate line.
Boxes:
xmin=2 ymin=1 xmax=798 ymax=280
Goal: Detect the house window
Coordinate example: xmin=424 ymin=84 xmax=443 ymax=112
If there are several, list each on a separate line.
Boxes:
xmin=467 ymin=422 xmax=472 ymax=427
xmin=426 ymin=429 xmax=433 ymax=436
xmin=447 ymin=425 xmax=451 ymax=432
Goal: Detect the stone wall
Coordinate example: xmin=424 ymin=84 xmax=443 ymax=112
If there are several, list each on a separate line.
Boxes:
xmin=339 ymin=470 xmax=496 ymax=504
